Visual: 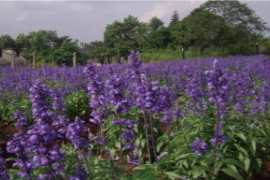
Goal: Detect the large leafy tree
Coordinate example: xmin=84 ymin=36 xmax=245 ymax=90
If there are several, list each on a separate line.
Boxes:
xmin=177 ymin=8 xmax=227 ymax=51
xmin=200 ymin=0 xmax=270 ymax=36
xmin=104 ymin=15 xmax=147 ymax=57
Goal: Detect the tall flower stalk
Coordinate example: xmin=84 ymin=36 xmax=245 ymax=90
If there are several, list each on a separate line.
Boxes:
xmin=27 ymin=79 xmax=67 ymax=180
xmin=83 ymin=61 xmax=117 ymax=179
xmin=7 ymin=110 xmax=33 ymax=180
xmin=205 ymin=60 xmax=229 ymax=159
xmin=128 ymin=51 xmax=152 ymax=163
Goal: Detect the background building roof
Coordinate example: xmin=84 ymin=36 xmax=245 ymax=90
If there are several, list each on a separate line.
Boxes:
xmin=0 ymin=49 xmax=27 ymax=66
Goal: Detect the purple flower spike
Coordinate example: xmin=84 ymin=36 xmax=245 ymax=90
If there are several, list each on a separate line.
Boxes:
xmin=67 ymin=117 xmax=90 ymax=150
xmin=13 ymin=110 xmax=28 ymax=130
xmin=69 ymin=163 xmax=89 ymax=180
xmin=0 ymin=149 xmax=10 ymax=180
xmin=191 ymin=137 xmax=210 ymax=155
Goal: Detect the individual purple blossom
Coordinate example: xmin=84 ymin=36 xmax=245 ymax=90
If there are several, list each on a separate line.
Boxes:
xmin=191 ymin=137 xmax=210 ymax=155
xmin=69 ymin=163 xmax=89 ymax=180
xmin=0 ymin=149 xmax=10 ymax=180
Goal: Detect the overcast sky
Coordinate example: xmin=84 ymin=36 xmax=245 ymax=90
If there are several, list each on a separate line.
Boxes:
xmin=0 ymin=1 xmax=270 ymax=44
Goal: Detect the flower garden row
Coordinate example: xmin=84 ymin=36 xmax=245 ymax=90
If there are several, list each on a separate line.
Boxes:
xmin=0 ymin=52 xmax=270 ymax=180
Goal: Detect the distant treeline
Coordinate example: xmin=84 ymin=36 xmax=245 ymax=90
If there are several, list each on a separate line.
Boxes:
xmin=1 ymin=0 xmax=270 ymax=65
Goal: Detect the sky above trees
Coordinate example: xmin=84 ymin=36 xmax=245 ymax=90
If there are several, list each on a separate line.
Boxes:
xmin=0 ymin=1 xmax=269 ymax=44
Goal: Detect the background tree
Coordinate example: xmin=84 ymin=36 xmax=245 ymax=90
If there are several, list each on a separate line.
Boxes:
xmin=200 ymin=0 xmax=270 ymax=36
xmin=200 ymin=0 xmax=270 ymax=55
xmin=145 ymin=27 xmax=171 ymax=50
xmin=148 ymin=16 xmax=164 ymax=32
xmin=169 ymin=10 xmax=180 ymax=27
xmin=104 ymin=15 xmax=145 ymax=58
xmin=179 ymin=8 xmax=227 ymax=52
xmin=0 ymin=34 xmax=16 ymax=48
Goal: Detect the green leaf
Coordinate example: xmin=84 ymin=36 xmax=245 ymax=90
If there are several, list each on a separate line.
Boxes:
xmin=157 ymin=141 xmax=165 ymax=153
xmin=134 ymin=169 xmax=155 ymax=180
xmin=192 ymin=166 xmax=207 ymax=179
xmin=164 ymin=171 xmax=183 ymax=179
xmin=250 ymin=138 xmax=256 ymax=157
xmin=115 ymin=142 xmax=120 ymax=149
xmin=254 ymin=158 xmax=262 ymax=173
xmin=220 ymin=158 xmax=245 ymax=169
xmin=243 ymin=158 xmax=250 ymax=172
xmin=175 ymin=153 xmax=197 ymax=161
xmin=221 ymin=165 xmax=245 ymax=180
xmin=141 ymin=138 xmax=146 ymax=148
xmin=133 ymin=164 xmax=155 ymax=170
xmin=237 ymin=133 xmax=247 ymax=144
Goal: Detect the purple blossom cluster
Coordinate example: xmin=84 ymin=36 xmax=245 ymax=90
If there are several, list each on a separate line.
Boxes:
xmin=69 ymin=163 xmax=89 ymax=180
xmin=191 ymin=137 xmax=210 ymax=155
xmin=0 ymin=148 xmax=10 ymax=180
xmin=84 ymin=60 xmax=106 ymax=125
xmin=66 ymin=117 xmax=90 ymax=150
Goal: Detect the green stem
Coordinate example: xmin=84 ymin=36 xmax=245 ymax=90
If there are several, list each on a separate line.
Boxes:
xmin=148 ymin=110 xmax=158 ymax=163
xmin=143 ymin=112 xmax=152 ymax=163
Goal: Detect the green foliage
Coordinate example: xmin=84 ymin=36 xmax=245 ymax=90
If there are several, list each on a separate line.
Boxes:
xmin=0 ymin=34 xmax=16 ymax=48
xmin=64 ymin=90 xmax=91 ymax=120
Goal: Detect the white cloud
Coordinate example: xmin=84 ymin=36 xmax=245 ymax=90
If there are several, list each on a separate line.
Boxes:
xmin=139 ymin=2 xmax=173 ymax=23
xmin=16 ymin=12 xmax=28 ymax=21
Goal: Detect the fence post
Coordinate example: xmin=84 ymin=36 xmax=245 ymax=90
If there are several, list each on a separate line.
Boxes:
xmin=255 ymin=42 xmax=259 ymax=55
xmin=33 ymin=51 xmax=36 ymax=68
xmin=11 ymin=54 xmax=15 ymax=68
xmin=182 ymin=47 xmax=185 ymax=59
xmin=73 ymin=52 xmax=76 ymax=67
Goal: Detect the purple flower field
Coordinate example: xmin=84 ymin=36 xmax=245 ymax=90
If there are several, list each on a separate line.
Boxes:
xmin=0 ymin=52 xmax=270 ymax=180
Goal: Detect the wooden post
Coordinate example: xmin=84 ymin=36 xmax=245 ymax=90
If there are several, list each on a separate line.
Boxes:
xmin=33 ymin=51 xmax=36 ymax=68
xmin=256 ymin=42 xmax=259 ymax=55
xmin=182 ymin=47 xmax=185 ymax=59
xmin=73 ymin=52 xmax=76 ymax=67
xmin=11 ymin=54 xmax=15 ymax=68
xmin=52 ymin=59 xmax=55 ymax=67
